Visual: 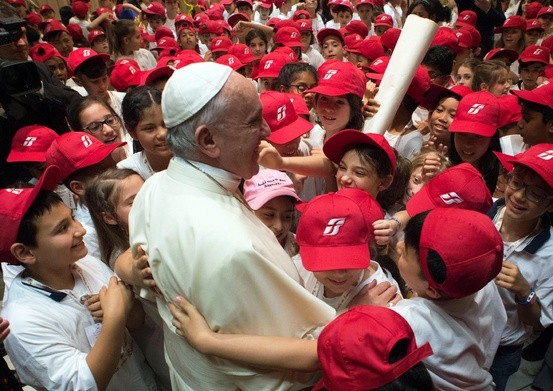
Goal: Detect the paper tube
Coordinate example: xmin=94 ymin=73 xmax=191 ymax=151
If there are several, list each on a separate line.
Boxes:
xmin=362 ymin=15 xmax=438 ymax=135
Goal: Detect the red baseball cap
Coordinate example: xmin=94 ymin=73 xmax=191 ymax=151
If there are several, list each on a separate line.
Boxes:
xmin=67 ymin=23 xmax=84 ymax=42
xmin=275 ymin=26 xmax=303 ymax=48
xmin=297 ymin=19 xmax=313 ymax=32
xmin=220 ymin=0 xmax=234 ymax=5
xmin=455 ymin=10 xmax=477 ymax=27
xmin=206 ymin=4 xmax=225 ymax=20
xmin=39 ymin=4 xmax=54 ymax=14
xmin=72 ymin=1 xmax=90 ymax=18
xmin=331 ymin=0 xmax=354 ymax=14
xmin=296 ymin=188 xmax=384 ymax=271
xmin=542 ymin=35 xmax=553 ymax=52
xmin=380 ymin=27 xmax=400 ymax=51
xmin=236 ymin=0 xmax=253 ymax=7
xmin=342 ymin=20 xmax=369 ymax=38
xmin=7 ymin=0 xmax=25 ymax=7
xmin=0 ymin=165 xmax=61 ymax=264
xmin=243 ymin=168 xmax=301 ymax=210
xmin=267 ymin=17 xmax=281 ymax=28
xmin=494 ymin=15 xmax=527 ymax=34
xmin=110 ymin=59 xmax=143 ymax=92
xmin=356 ymin=0 xmax=375 ymax=9
xmin=175 ymin=13 xmax=195 ymax=27
xmin=260 ymin=91 xmax=313 ymax=145
xmin=228 ymin=12 xmax=250 ymax=27
xmin=484 ymin=47 xmax=519 ymax=63
xmin=24 ymin=12 xmax=41 ymax=26
xmin=344 ymin=33 xmax=363 ymax=50
xmin=525 ymin=1 xmax=543 ymax=19
xmin=198 ymin=20 xmax=224 ymax=35
xmin=193 ymin=12 xmax=209 ymax=27
xmin=373 ymin=13 xmax=393 ymax=28
xmin=274 ymin=19 xmax=299 ymax=31
xmin=287 ymin=93 xmax=310 ymax=116
xmin=259 ymin=0 xmax=274 ymax=9
xmin=323 ymin=129 xmax=396 ymax=175
xmin=228 ymin=43 xmax=257 ymax=63
xmin=316 ymin=28 xmax=344 ymax=45
xmin=142 ymin=64 xmax=174 ymax=86
xmin=7 ymin=125 xmax=59 ymax=163
xmin=174 ymin=50 xmax=205 ymax=68
xmin=537 ymin=5 xmax=553 ymax=18
xmin=87 ymin=29 xmax=106 ymax=44
xmin=418 ymin=208 xmax=503 ymax=299
xmin=351 ymin=36 xmax=385 ymax=62
xmin=315 ymin=306 xmax=433 ymax=391
xmin=306 ymin=59 xmax=366 ymax=99
xmin=421 ymin=83 xmax=463 ymax=112
xmin=497 ymin=94 xmax=522 ymax=128
xmin=431 ymin=26 xmax=458 ymax=53
xmin=519 ymin=44 xmax=550 ymax=64
xmin=511 ymin=80 xmax=553 ymax=109
xmin=526 ymin=18 xmax=545 ymax=32
xmin=43 ymin=20 xmax=69 ymax=41
xmin=154 ymin=26 xmax=174 ymax=41
xmin=143 ymin=1 xmax=166 ymax=16
xmin=406 ymin=66 xmax=432 ymax=107
xmin=255 ymin=51 xmax=293 ymax=79
xmin=215 ymin=54 xmax=246 ymax=72
xmin=493 ymin=151 xmax=515 ymax=173
xmin=29 ymin=43 xmax=67 ymax=65
xmin=508 ymin=143 xmax=553 ymax=188
xmin=293 ymin=10 xmax=311 ymax=20
xmin=365 ymin=55 xmax=389 ymax=81
xmin=455 ymin=26 xmax=481 ymax=49
xmin=45 ymin=132 xmax=126 ymax=180
xmin=210 ymin=35 xmax=233 ymax=53
xmin=67 ymin=47 xmax=110 ymax=74
xmin=406 ymin=163 xmax=493 ymax=217
xmin=449 ymin=91 xmax=500 ymax=137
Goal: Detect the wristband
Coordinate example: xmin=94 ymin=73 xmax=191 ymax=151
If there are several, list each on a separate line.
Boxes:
xmin=387 ymin=217 xmax=401 ymax=234
xmin=515 ymin=288 xmax=536 ymax=305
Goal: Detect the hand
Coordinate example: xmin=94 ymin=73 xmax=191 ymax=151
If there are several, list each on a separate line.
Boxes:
xmin=348 ymin=280 xmax=400 ymax=308
xmin=363 ymin=97 xmax=380 ymax=119
xmin=495 ymin=261 xmax=531 ymax=300
xmin=421 ymin=152 xmax=443 ymax=182
xmin=0 ymin=318 xmax=10 ymax=343
xmin=290 ymin=173 xmax=306 ymax=195
xmin=415 ymin=120 xmax=430 ymax=136
xmin=133 ymin=245 xmax=159 ymax=293
xmin=364 ymin=80 xmax=378 ymax=101
xmin=373 ymin=219 xmax=398 ymax=246
xmin=168 ymin=296 xmax=214 ymax=354
xmin=421 ymin=136 xmax=448 ymax=155
xmin=85 ymin=294 xmax=103 ymax=321
xmin=99 ymin=277 xmax=134 ymax=323
xmin=258 ymin=140 xmax=284 ymax=169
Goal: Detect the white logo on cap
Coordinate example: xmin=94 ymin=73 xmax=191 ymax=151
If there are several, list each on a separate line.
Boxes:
xmin=264 ymin=60 xmax=274 ymax=69
xmin=129 ymin=66 xmax=137 ymax=74
xmin=276 ymin=104 xmax=287 ymax=121
xmin=323 ymin=69 xmax=338 ymax=80
xmin=463 ymin=14 xmax=470 ymax=20
xmin=23 ymin=136 xmax=37 ymax=146
xmin=440 ymin=192 xmax=464 ymax=204
xmin=6 ymin=188 xmax=23 ymax=195
xmin=537 ymin=150 xmax=553 ymax=161
xmin=467 ymin=104 xmax=485 ymax=115
xmin=81 ymin=135 xmax=93 ymax=148
xmin=228 ymin=57 xmax=235 ymax=65
xmin=373 ymin=59 xmax=383 ymax=66
xmin=215 ymin=40 xmax=221 ymax=46
xmin=323 ymin=218 xmax=346 ymax=236
xmin=533 ymin=48 xmax=543 ymax=55
xmin=83 ymin=49 xmax=91 ymax=57
xmin=290 ymin=31 xmax=298 ymax=38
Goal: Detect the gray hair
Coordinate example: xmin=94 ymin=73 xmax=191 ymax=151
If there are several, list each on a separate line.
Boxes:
xmin=166 ymin=87 xmax=231 ymax=159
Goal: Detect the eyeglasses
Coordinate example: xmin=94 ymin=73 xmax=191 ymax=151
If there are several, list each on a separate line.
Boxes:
xmin=287 ymin=83 xmax=316 ymax=93
xmin=83 ymin=114 xmax=120 ymax=134
xmin=507 ymin=173 xmax=553 ymax=203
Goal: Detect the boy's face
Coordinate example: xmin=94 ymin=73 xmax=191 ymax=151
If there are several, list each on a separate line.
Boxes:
xmin=26 ymin=202 xmax=87 ymax=267
xmin=254 ymin=196 xmax=295 ymax=246
xmin=237 ymin=4 xmax=253 ymax=17
xmin=518 ymin=103 xmax=552 ymax=146
xmin=45 ymin=57 xmax=68 ymax=84
xmin=519 ymin=62 xmax=545 ymax=90
xmin=147 ymin=15 xmax=166 ymax=32
xmin=504 ymin=166 xmax=553 ymax=223
xmin=313 ymin=268 xmax=364 ymax=298
xmin=397 ymin=242 xmax=432 ymax=298
xmin=92 ymin=36 xmax=110 ymax=54
xmin=41 ymin=10 xmax=55 ymax=20
xmin=525 ymin=29 xmax=542 ymax=46
xmin=374 ymin=25 xmax=389 ymax=36
xmin=74 ymin=73 xmax=110 ymax=102
xmin=357 ymin=4 xmax=373 ymax=23
xmin=224 ymin=2 xmax=236 ymax=14
xmin=337 ymin=11 xmax=352 ymax=28
xmin=322 ymin=37 xmax=344 ymax=60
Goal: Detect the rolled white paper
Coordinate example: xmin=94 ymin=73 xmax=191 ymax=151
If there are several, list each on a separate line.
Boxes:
xmin=363 ymin=15 xmax=438 ymax=135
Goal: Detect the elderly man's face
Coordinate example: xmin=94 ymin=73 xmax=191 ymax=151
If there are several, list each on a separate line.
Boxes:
xmin=213 ymin=73 xmax=270 ymax=179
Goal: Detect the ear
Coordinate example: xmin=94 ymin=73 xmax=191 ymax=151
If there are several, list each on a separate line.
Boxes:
xmin=479 ymin=82 xmax=489 ymax=92
xmin=378 ymin=174 xmax=394 ymax=192
xmin=195 ymin=125 xmax=220 ymax=159
xmin=278 ymin=85 xmax=287 ymax=93
xmin=69 ymin=180 xmax=86 ymax=198
xmin=425 ymin=285 xmax=442 ymax=300
xmin=101 ymin=211 xmax=119 ymax=226
xmin=10 ymin=243 xmax=37 ymax=266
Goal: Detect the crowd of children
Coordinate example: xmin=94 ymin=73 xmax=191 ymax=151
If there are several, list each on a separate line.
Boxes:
xmin=1 ymin=0 xmax=553 ymax=389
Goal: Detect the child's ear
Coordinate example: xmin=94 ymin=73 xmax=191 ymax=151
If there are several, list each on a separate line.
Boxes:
xmin=195 ymin=124 xmax=220 ymax=159
xmin=425 ymin=285 xmax=442 ymax=300
xmin=378 ymin=174 xmax=394 ymax=192
xmin=10 ymin=243 xmax=37 ymax=266
xmin=479 ymin=82 xmax=488 ymax=92
xmin=101 ymin=211 xmax=118 ymax=226
xmin=69 ymin=180 xmax=86 ymax=198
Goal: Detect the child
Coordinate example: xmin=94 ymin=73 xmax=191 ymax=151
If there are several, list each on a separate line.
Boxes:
xmin=317 ymin=28 xmax=345 ymax=61
xmin=373 ymin=13 xmax=393 ymax=36
xmin=119 ymin=86 xmax=173 ymax=178
xmin=471 ymin=60 xmax=512 ymax=97
xmin=243 ymin=169 xmax=301 ymax=256
xmin=29 ymin=43 xmax=70 ymax=85
xmin=494 ymin=15 xmax=527 ymax=54
xmin=42 ymin=19 xmax=74 ymax=57
xmin=255 ymin=51 xmax=294 ymax=92
xmin=293 ymin=188 xmax=401 ymax=312
xmin=356 ymin=0 xmax=375 ymax=34
xmin=332 ymin=1 xmax=354 ymax=29
xmin=109 ymin=20 xmax=157 ymax=70
xmin=512 ymin=45 xmax=550 ymax=91
xmin=455 ymin=57 xmax=481 ymax=88
xmin=0 ymin=166 xmax=156 ymax=390
xmin=403 ymin=151 xmax=450 ymax=205
xmin=277 ymin=62 xmax=318 ymax=111
xmin=488 ymin=143 xmax=553 ymax=390
xmin=143 ymin=2 xmax=167 ymax=35
xmin=511 ymin=81 xmax=553 ymax=146
xmin=88 ymin=29 xmax=110 ymax=55
xmin=177 ymin=25 xmax=199 ymax=52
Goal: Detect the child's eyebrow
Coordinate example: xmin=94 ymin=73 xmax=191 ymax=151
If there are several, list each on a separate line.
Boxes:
xmin=51 ymin=216 xmax=71 ymax=233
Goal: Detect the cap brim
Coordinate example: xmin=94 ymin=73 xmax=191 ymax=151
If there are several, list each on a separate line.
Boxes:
xmin=300 ymin=243 xmax=370 ymax=271
xmin=74 ymin=142 xmax=126 ymax=177
xmin=305 ymin=85 xmax=349 ymax=97
xmin=511 ymin=89 xmax=551 ymax=108
xmin=323 ymin=130 xmax=380 ymax=164
xmin=422 ymin=84 xmax=462 ymax=111
xmin=7 ymin=150 xmax=48 ymax=163
xmin=144 ymin=66 xmax=174 ymax=85
xmin=449 ymin=119 xmax=497 ymax=137
xmin=494 ymin=151 xmax=515 ymax=172
xmin=267 ymin=117 xmax=314 ymax=145
xmin=508 ymin=156 xmax=553 ymax=188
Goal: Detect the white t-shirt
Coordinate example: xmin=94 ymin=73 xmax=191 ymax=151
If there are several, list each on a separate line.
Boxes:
xmin=117 ymin=151 xmax=156 ymax=180
xmin=114 ymin=48 xmax=157 ymax=71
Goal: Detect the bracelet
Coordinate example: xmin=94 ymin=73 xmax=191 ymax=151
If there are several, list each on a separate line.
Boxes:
xmin=387 ymin=217 xmax=401 ymax=234
xmin=515 ymin=288 xmax=536 ymax=305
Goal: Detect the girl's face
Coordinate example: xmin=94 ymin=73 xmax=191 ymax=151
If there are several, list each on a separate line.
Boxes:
xmin=454 ymin=132 xmax=491 ymax=166
xmin=487 ymin=68 xmax=511 ymax=97
xmin=79 ymin=102 xmax=122 ymax=144
xmin=131 ymin=104 xmax=172 ymax=159
xmin=313 ymin=268 xmax=364 ymax=298
xmin=410 ymin=4 xmax=430 ymax=19
xmin=179 ymin=29 xmax=198 ymax=50
xmin=404 ymin=166 xmax=424 ymax=203
xmin=45 ymin=56 xmax=68 ymax=84
xmin=501 ymin=28 xmax=523 ymax=50
xmin=300 ymin=31 xmax=312 ymax=51
xmin=254 ymin=196 xmax=295 ymax=247
xmin=375 ymin=25 xmax=389 ymax=36
xmin=125 ymin=27 xmax=142 ymax=52
xmin=538 ymin=15 xmax=553 ymax=31
xmin=322 ymin=37 xmax=344 ymax=60
xmin=113 ymin=174 xmax=145 ymax=231
xmin=357 ymin=4 xmax=373 ymax=23
xmin=259 ymin=6 xmax=271 ymax=19
xmin=520 ymin=63 xmax=545 ymax=90
xmin=249 ymin=36 xmax=267 ymax=58
xmin=91 ymin=36 xmax=110 ymax=54
xmin=525 ymin=29 xmax=542 ymax=46
xmin=336 ymin=149 xmax=384 ymax=199
xmin=316 ymin=94 xmax=351 ymax=135
xmin=259 ymin=77 xmax=277 ymax=92
xmin=456 ymin=65 xmax=473 ymax=87
xmin=429 ymin=97 xmax=458 ymax=140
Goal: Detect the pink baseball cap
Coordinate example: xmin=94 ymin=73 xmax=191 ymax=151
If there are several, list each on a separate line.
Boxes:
xmin=274 ymin=26 xmax=303 ymax=48
xmin=455 ymin=10 xmax=477 ymax=27
xmin=0 ymin=165 xmax=62 ymax=264
xmin=449 ymin=91 xmax=500 ymax=137
xmin=255 ymin=51 xmax=294 ymax=79
xmin=87 ymin=29 xmax=106 ymax=44
xmin=215 ymin=54 xmax=246 ymax=72
xmin=110 ymin=59 xmax=143 ymax=92
xmin=507 ymin=143 xmax=553 ymax=188
xmin=243 ymin=169 xmax=300 ymax=210
xmin=228 ymin=44 xmax=257 ymax=63
xmin=143 ymin=1 xmax=166 ymax=16
xmin=323 ymin=129 xmax=396 ymax=175
xmin=511 ymin=80 xmax=553 ymax=109
xmin=497 ymin=94 xmax=522 ymax=128
xmin=484 ymin=47 xmax=519 ymax=63
xmin=418 ymin=208 xmax=503 ymax=299
xmin=72 ymin=1 xmax=90 ymax=19
xmin=7 ymin=125 xmax=59 ymax=163
xmin=67 ymin=47 xmax=110 ymax=74
xmin=306 ymin=59 xmax=366 ymax=99
xmin=210 ymin=35 xmax=233 ymax=53
xmin=494 ymin=15 xmax=527 ymax=33
xmin=406 ymin=163 xmax=493 ymax=217
xmin=316 ymin=28 xmax=344 ymax=45
xmin=519 ymin=44 xmax=550 ymax=64
xmin=45 ymin=132 xmax=125 ymax=180
xmin=525 ymin=1 xmax=543 ymax=19
xmin=341 ymin=20 xmax=369 ymax=38
xmin=314 ymin=306 xmax=433 ymax=391
xmin=296 ymin=188 xmax=384 ymax=271
xmin=380 ymin=27 xmax=400 ymax=51
xmin=526 ymin=18 xmax=545 ymax=32
xmin=260 ymin=91 xmax=313 ymax=145
xmin=374 ymin=13 xmax=393 ymax=28
xmin=43 ymin=20 xmax=69 ymax=41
